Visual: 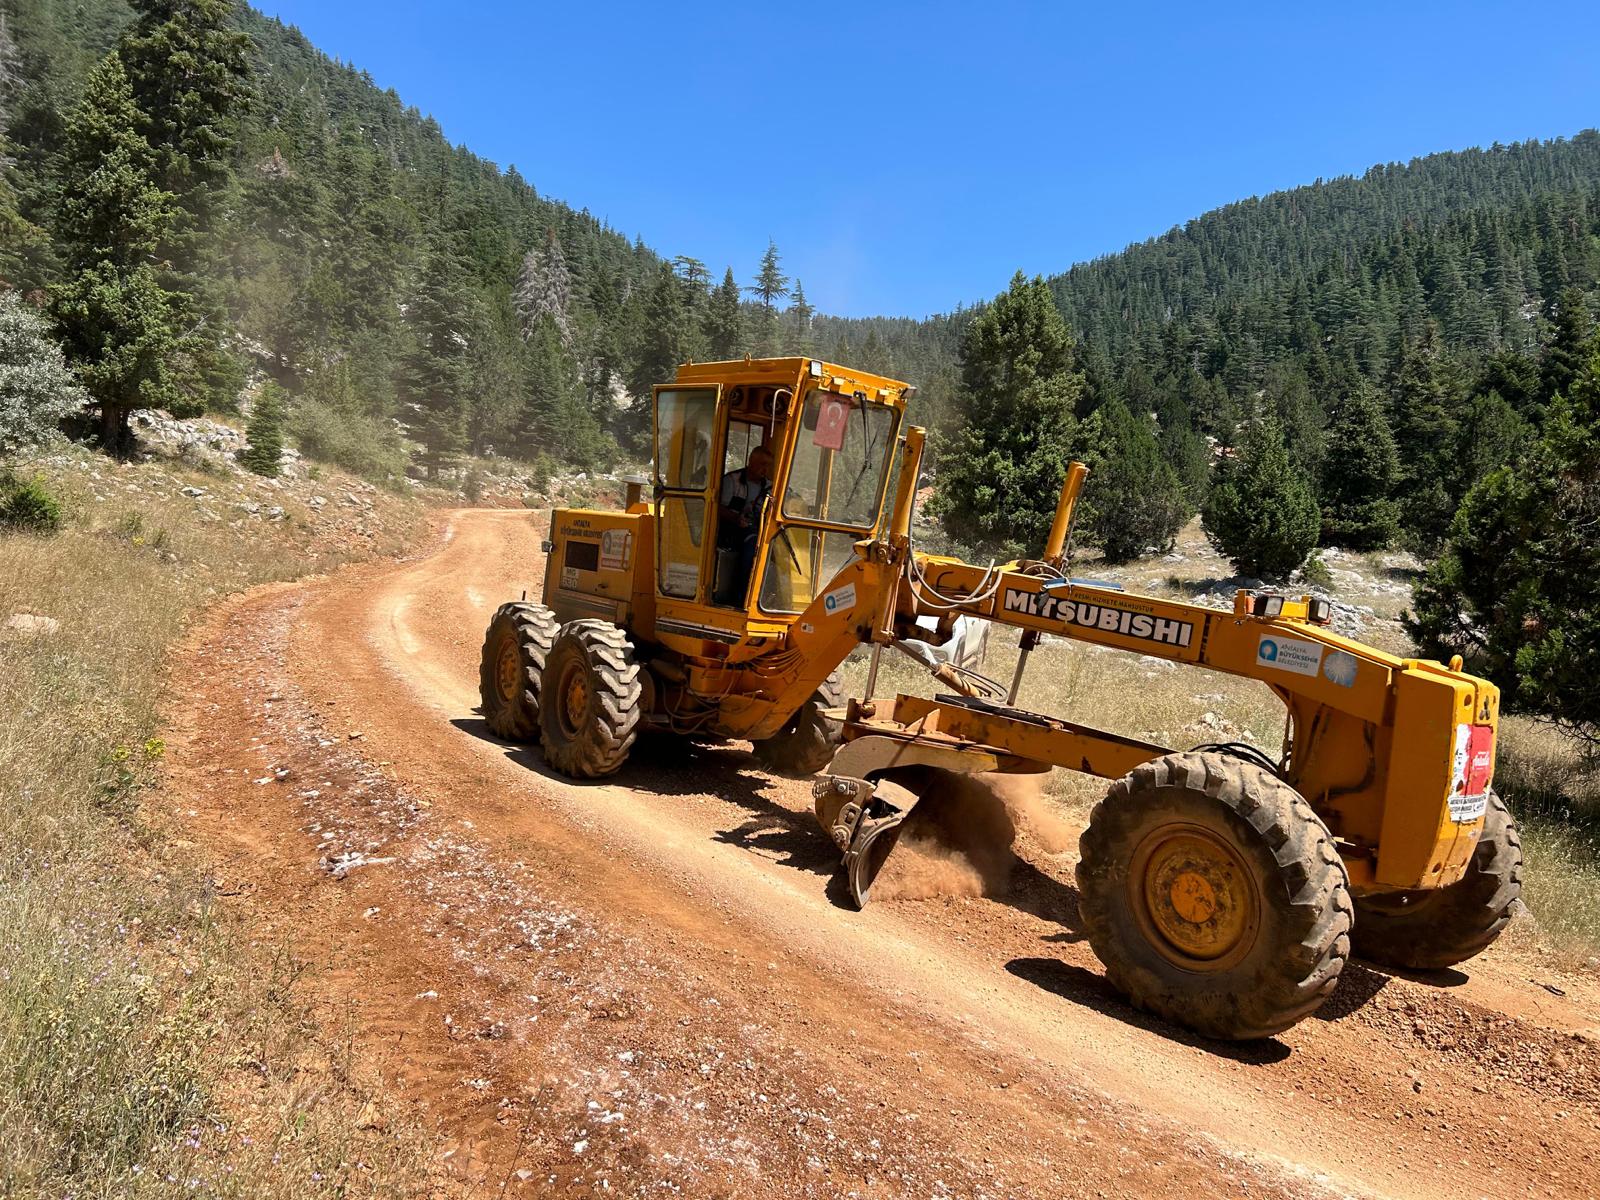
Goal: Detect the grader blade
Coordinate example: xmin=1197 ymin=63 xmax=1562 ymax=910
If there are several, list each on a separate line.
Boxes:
xmin=812 ymin=776 xmax=920 ymax=908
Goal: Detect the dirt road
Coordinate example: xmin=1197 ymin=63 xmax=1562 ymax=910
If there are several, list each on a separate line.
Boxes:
xmin=166 ymin=508 xmax=1600 ymax=1198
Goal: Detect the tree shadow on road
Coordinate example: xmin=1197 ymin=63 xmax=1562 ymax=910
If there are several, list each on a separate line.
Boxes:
xmin=455 ymin=714 xmax=847 ymax=882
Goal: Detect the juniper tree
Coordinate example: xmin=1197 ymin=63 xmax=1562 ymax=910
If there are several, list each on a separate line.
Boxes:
xmin=931 ymin=272 xmax=1085 ymax=559
xmin=1409 ymin=339 xmax=1600 ymax=742
xmin=1084 ymin=395 xmax=1190 ymax=562
xmin=50 ymin=54 xmax=183 ymax=453
xmin=0 ymin=290 xmax=86 ymax=454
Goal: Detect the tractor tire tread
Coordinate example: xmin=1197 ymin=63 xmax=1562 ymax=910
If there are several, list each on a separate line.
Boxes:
xmin=752 ymin=672 xmax=845 ymax=776
xmin=1351 ymin=790 xmax=1523 ymax=970
xmin=1076 ymin=750 xmax=1351 ymax=1041
xmin=539 ymin=620 xmax=643 ymax=779
xmin=479 ymin=601 xmax=558 ymax=743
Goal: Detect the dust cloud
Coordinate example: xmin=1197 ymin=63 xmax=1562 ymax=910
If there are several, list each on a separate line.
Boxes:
xmin=870 ymin=770 xmax=1077 ymax=902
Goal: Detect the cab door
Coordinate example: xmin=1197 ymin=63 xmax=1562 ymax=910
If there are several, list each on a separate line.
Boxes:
xmin=652 ymin=384 xmax=723 ymax=605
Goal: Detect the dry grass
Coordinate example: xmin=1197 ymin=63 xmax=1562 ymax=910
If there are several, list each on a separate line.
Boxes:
xmin=1494 ymin=716 xmax=1600 ymax=970
xmin=0 ymin=449 xmax=426 ymax=1197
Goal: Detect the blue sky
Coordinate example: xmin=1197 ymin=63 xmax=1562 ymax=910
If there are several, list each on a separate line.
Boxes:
xmin=256 ymin=1 xmax=1600 ymax=318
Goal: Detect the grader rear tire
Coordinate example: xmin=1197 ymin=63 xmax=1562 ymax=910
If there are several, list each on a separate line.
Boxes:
xmin=752 ymin=672 xmax=844 ymax=776
xmin=1351 ymin=790 xmax=1523 ymax=970
xmin=1076 ymin=751 xmax=1352 ymax=1041
xmin=538 ymin=620 xmax=642 ymax=779
xmin=479 ymin=602 xmax=558 ymax=742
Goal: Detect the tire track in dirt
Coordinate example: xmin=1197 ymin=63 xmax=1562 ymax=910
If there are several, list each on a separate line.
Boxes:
xmin=165 ymin=509 xmax=1600 ymax=1198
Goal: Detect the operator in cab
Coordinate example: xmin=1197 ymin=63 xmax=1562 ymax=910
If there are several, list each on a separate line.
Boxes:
xmin=718 ymin=444 xmax=772 ymax=602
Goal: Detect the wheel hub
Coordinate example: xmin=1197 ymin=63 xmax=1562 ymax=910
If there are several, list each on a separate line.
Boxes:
xmin=561 ymin=667 xmax=590 ymax=735
xmin=1131 ymin=824 xmax=1260 ymax=970
xmin=495 ymin=640 xmax=521 ymax=702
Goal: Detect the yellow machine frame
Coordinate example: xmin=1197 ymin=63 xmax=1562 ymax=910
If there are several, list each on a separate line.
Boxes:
xmin=540 ymin=358 xmax=1498 ymax=895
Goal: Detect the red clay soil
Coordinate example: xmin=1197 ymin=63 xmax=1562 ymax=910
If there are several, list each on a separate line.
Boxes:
xmin=162 ymin=509 xmax=1600 ymax=1198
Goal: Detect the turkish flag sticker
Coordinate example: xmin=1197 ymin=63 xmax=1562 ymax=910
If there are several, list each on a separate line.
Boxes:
xmin=813 ymin=395 xmax=851 ymax=451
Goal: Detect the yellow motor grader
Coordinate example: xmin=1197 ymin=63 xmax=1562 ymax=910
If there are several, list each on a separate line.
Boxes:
xmin=479 ymin=357 xmax=1521 ymax=1040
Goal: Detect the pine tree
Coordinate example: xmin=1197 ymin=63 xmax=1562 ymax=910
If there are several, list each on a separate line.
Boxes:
xmin=514 ymin=228 xmax=573 ymax=347
xmin=746 ymin=240 xmax=788 ymax=356
xmin=118 ymin=0 xmax=252 ymax=409
xmin=788 ymin=279 xmax=815 ymax=355
xmin=1540 ymin=286 xmax=1591 ymax=406
xmin=860 ymin=328 xmax=893 ymax=374
xmin=671 ymin=256 xmax=710 ymax=291
xmin=1409 ymin=338 xmax=1600 ymax=741
xmin=1317 ymin=374 xmax=1400 ymax=548
xmin=519 ymin=315 xmax=611 ymax=469
xmin=240 ymin=380 xmax=286 ymax=476
xmin=0 ymin=14 xmax=43 ymax=287
xmin=704 ymin=267 xmax=744 ymax=359
xmin=398 ymin=247 xmax=475 ymax=478
xmin=747 ymin=239 xmax=789 ymax=311
xmin=1388 ymin=325 xmax=1463 ymax=550
xmin=0 ymin=290 xmax=87 ymax=454
xmin=631 ymin=263 xmax=691 ymax=397
xmin=1202 ymin=410 xmax=1321 ymax=577
xmin=1085 ymin=396 xmax=1191 ymax=562
xmin=118 ymin=0 xmax=252 ymax=241
xmin=50 ymin=53 xmax=184 ymax=453
xmin=931 ymin=272 xmax=1085 ymax=558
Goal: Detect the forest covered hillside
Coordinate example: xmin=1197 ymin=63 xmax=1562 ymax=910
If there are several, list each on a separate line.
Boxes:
xmin=1 ymin=0 xmax=1598 ymax=567
xmin=0 ymin=0 xmax=820 ymax=475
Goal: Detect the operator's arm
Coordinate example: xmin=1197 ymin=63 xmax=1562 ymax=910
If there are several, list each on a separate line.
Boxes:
xmin=717 ymin=471 xmax=748 ymax=528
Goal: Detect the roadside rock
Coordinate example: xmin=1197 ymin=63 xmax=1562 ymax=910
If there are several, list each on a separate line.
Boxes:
xmin=4 ymin=612 xmax=60 ymax=637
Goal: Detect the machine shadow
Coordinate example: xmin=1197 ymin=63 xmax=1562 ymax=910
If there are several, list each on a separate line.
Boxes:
xmin=1003 ymin=957 xmax=1294 ymax=1063
xmin=456 ymin=715 xmax=845 ymax=880
xmin=461 ymin=712 xmax=1356 ymax=1056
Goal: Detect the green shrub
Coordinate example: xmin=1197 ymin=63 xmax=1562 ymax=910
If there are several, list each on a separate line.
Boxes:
xmin=0 ymin=473 xmax=63 ymax=533
xmin=289 ymin=397 xmax=407 ymax=485
xmin=0 ymin=282 xmax=88 ymax=455
xmin=1409 ymin=344 xmax=1600 ymax=742
xmin=1299 ymin=551 xmax=1333 ymax=588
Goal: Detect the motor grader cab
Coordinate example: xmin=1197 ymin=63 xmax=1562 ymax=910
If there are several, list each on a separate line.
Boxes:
xmin=480 ymin=356 xmax=1522 ymax=1041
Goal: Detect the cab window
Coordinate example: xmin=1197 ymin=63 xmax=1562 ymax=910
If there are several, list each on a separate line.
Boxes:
xmin=780 ymin=389 xmax=898 ymax=529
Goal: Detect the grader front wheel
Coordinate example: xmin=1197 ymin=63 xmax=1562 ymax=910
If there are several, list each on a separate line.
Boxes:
xmin=1076 ymin=751 xmax=1352 ymax=1041
xmin=1351 ymin=790 xmax=1523 ymax=970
